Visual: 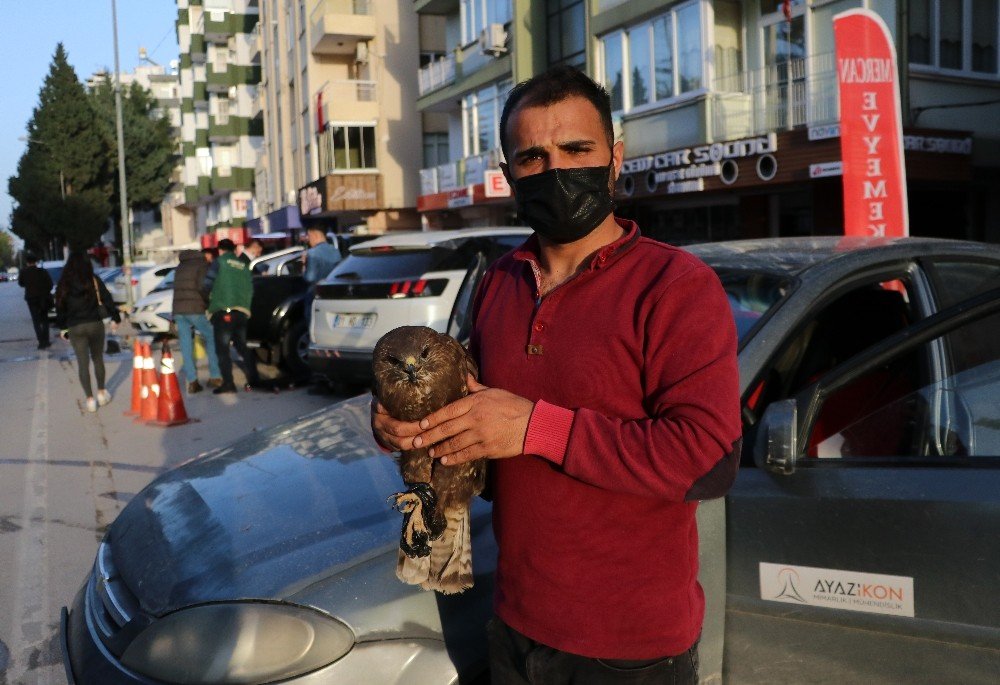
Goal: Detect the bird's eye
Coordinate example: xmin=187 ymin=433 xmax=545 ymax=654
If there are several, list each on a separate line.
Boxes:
xmin=387 ymin=355 xmax=403 ymax=366
xmin=420 ymin=346 xmax=430 ymax=359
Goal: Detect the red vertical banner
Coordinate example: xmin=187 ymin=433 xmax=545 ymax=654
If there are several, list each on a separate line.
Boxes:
xmin=316 ymin=90 xmax=325 ymax=133
xmin=834 ymin=9 xmax=908 ymax=237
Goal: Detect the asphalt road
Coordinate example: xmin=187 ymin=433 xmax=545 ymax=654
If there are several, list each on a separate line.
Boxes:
xmin=0 ymin=280 xmax=348 ymax=685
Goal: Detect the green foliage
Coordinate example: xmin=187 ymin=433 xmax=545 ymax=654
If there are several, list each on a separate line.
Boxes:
xmin=8 ymin=44 xmax=110 ymax=253
xmin=0 ymin=231 xmax=16 ymax=268
xmin=8 ymin=44 xmax=177 ymax=256
xmin=90 ymin=77 xmax=177 ymax=212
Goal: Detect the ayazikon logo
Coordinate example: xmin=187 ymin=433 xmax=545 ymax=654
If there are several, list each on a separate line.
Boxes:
xmin=759 ymin=562 xmax=914 ymax=617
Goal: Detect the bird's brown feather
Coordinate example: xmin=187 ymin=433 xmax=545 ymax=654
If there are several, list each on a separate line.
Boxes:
xmin=373 ymin=326 xmax=484 ymax=593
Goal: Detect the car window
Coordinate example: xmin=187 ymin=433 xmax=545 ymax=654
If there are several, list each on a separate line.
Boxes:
xmin=928 ymin=260 xmax=1000 ymax=309
xmin=716 ymin=270 xmax=789 ymax=343
xmin=329 ymin=237 xmax=512 ymax=282
xmin=808 ymin=310 xmax=1000 ymax=460
xmin=279 ymin=257 xmax=304 ymax=277
xmin=743 ymin=275 xmax=918 ymax=433
xmin=152 ymin=270 xmax=176 ymax=291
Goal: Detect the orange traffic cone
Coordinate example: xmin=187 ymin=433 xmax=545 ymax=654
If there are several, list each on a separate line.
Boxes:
xmin=124 ymin=338 xmax=144 ymax=416
xmin=136 ymin=343 xmax=160 ymax=423
xmin=153 ymin=345 xmax=191 ymax=427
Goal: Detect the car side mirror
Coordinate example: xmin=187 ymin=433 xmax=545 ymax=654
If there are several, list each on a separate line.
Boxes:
xmin=757 ymin=399 xmax=800 ymax=475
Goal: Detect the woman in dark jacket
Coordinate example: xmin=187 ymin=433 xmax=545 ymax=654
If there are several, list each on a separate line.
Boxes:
xmin=55 ymin=251 xmax=121 ymax=412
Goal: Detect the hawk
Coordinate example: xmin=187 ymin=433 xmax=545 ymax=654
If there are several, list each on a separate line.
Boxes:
xmin=372 ymin=326 xmax=486 ymax=594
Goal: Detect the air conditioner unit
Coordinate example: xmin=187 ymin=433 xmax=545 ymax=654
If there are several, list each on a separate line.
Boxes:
xmin=478 ymin=23 xmax=507 ymax=57
xmin=355 ymin=41 xmax=369 ymax=64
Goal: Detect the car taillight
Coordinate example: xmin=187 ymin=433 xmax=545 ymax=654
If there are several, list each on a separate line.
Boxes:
xmin=131 ymin=278 xmax=138 ymax=286
xmin=315 ymin=278 xmax=448 ymax=300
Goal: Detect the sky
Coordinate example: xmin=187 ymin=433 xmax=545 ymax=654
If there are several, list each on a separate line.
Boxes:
xmin=0 ymin=0 xmax=180 ymax=241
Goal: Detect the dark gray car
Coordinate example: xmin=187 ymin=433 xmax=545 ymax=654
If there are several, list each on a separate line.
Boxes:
xmin=62 ymin=237 xmax=1000 ymax=684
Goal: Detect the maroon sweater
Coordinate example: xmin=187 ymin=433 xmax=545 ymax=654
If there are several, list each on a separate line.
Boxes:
xmin=470 ymin=219 xmax=741 ymax=659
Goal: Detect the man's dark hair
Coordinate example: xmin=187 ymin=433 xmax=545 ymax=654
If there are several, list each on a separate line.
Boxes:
xmin=25 ymin=253 xmax=38 ymax=264
xmin=499 ymin=65 xmax=614 ymax=161
xmin=217 ymin=238 xmax=236 ymax=252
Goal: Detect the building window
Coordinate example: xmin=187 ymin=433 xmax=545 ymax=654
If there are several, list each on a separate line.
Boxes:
xmin=909 ymin=0 xmax=1000 ymax=76
xmin=461 ymin=0 xmax=512 ymax=45
xmin=462 ymin=80 xmax=511 ymax=157
xmin=423 ymin=132 xmax=450 ymax=168
xmin=217 ymin=97 xmax=230 ymax=124
xmin=321 ymin=123 xmax=377 ymax=172
xmin=600 ymin=0 xmax=704 ymax=113
xmin=546 ymin=0 xmax=585 ymax=68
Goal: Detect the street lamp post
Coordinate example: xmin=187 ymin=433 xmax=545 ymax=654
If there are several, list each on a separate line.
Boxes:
xmin=111 ymin=0 xmax=134 ymax=310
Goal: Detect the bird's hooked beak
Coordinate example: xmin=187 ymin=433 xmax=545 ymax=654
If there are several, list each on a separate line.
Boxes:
xmin=404 ymin=355 xmax=418 ymax=382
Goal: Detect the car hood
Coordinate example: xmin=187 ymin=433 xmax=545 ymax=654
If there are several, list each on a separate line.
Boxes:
xmin=108 ymin=395 xmax=407 ymax=617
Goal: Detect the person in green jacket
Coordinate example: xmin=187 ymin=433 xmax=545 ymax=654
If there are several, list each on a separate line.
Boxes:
xmin=203 ymin=239 xmax=261 ymax=393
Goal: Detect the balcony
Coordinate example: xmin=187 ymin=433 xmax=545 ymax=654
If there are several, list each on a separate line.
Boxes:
xmin=711 ymin=52 xmax=838 ymax=140
xmin=249 ymin=21 xmax=261 ymax=59
xmin=418 ymin=53 xmax=455 ymax=96
xmin=250 ymin=86 xmax=263 ymax=118
xmin=310 ymin=0 xmax=376 ymax=55
xmin=419 ymin=148 xmax=501 ymax=194
xmin=413 ymin=0 xmax=459 ymax=13
xmin=318 ymin=80 xmax=379 ymax=121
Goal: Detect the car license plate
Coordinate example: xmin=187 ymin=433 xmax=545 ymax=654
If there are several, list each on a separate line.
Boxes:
xmin=333 ymin=313 xmax=376 ymax=328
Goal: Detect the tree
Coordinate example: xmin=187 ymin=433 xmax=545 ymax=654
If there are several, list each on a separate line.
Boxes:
xmin=89 ymin=76 xmax=177 ymax=251
xmin=0 ymin=230 xmax=16 ymax=268
xmin=8 ymin=44 xmax=110 ymax=256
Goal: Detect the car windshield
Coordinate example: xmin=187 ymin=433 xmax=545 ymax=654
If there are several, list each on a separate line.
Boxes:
xmin=152 ymin=270 xmax=176 ymax=291
xmin=714 ymin=269 xmax=791 ymax=342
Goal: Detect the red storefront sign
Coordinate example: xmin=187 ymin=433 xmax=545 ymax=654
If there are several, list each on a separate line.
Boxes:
xmin=834 ymin=9 xmax=908 ymax=237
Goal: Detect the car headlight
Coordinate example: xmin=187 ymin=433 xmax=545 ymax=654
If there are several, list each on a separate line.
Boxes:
xmin=120 ymin=602 xmax=354 ymax=684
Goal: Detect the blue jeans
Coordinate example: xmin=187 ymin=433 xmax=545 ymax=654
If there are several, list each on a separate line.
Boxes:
xmin=174 ymin=313 xmax=221 ymax=382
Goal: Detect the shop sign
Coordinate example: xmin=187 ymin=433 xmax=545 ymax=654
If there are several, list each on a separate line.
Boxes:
xmin=808 ymin=124 xmax=841 ymax=141
xmin=298 ymin=179 xmax=324 ymax=217
xmin=810 ymin=162 xmax=843 ymax=178
xmin=835 ymin=9 xmax=908 ymax=237
xmin=903 ymin=135 xmax=972 ymax=155
xmin=621 ymin=133 xmax=777 ymax=192
xmin=447 ymin=187 xmax=472 ymax=208
xmin=438 ymin=163 xmax=458 ymax=192
xmin=484 ymin=170 xmax=511 ymax=198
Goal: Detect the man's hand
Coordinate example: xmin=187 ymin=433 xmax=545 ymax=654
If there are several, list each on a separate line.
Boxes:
xmin=371 ymin=396 xmax=423 ymax=452
xmin=110 ymin=321 xmax=119 ymax=334
xmin=413 ymin=375 xmax=533 ymax=466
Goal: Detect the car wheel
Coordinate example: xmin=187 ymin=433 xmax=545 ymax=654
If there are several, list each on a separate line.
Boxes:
xmin=281 ymin=318 xmax=310 ymax=379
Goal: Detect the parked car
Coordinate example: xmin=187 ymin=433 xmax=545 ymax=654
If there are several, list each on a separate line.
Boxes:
xmin=309 ymin=227 xmax=533 ymax=388
xmin=108 ymin=262 xmax=175 ymax=305
xmin=245 ymin=246 xmax=313 ymax=377
xmin=62 ymin=237 xmax=1000 ymax=684
xmin=129 ymin=270 xmax=175 ymax=336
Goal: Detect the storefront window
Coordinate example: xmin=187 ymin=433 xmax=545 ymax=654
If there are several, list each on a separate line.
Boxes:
xmin=972 ymin=0 xmax=998 ymax=72
xmin=629 ymin=23 xmax=653 ymax=108
xmin=653 ymin=15 xmax=674 ymax=100
xmin=547 ymin=0 xmax=585 ymax=68
xmin=676 ymin=3 xmax=703 ymax=91
xmin=909 ymin=0 xmax=932 ymax=64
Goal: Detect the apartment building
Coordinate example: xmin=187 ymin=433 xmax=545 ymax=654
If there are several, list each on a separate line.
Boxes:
xmin=414 ymin=0 xmax=1000 ymax=241
xmin=251 ymin=0 xmax=423 ymax=237
xmin=176 ymin=0 xmax=263 ymax=245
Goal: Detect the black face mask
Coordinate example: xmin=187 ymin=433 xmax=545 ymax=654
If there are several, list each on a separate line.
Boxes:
xmin=512 ymin=160 xmax=616 ymax=244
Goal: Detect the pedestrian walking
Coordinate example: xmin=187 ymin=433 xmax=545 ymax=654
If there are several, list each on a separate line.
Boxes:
xmin=203 ymin=238 xmax=260 ymax=394
xmin=55 ymin=251 xmax=121 ymax=412
xmin=373 ymin=67 xmax=741 ymax=684
xmin=17 ymin=252 xmax=53 ymax=349
xmin=172 ymin=249 xmax=222 ymax=394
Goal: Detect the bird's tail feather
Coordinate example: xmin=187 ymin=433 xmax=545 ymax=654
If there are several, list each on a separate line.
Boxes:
xmin=421 ymin=506 xmax=472 ymax=595
xmin=397 ymin=547 xmax=431 ymax=586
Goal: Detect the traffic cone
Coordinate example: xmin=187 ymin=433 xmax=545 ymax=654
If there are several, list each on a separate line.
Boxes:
xmin=135 ymin=343 xmax=160 ymax=423
xmin=153 ymin=345 xmax=191 ymax=427
xmin=124 ymin=339 xmax=144 ymax=416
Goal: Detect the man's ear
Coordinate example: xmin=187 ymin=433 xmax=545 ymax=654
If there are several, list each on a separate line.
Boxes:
xmin=611 ymin=140 xmax=625 ymax=182
xmin=499 ymin=162 xmax=516 ymax=197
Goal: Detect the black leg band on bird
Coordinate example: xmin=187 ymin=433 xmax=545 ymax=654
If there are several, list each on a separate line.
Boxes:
xmin=389 ymin=482 xmax=441 ymax=558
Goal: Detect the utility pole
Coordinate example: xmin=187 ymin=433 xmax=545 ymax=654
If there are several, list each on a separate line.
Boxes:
xmin=112 ymin=0 xmax=134 ymax=310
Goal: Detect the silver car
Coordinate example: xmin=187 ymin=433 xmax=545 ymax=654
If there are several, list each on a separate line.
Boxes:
xmin=62 ymin=237 xmax=1000 ymax=684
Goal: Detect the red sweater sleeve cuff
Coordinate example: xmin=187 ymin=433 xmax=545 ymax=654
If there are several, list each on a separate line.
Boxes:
xmin=523 ymin=400 xmax=575 ymax=466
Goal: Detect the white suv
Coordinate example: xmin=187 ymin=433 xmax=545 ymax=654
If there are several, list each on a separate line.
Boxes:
xmin=309 ymin=227 xmax=531 ymax=388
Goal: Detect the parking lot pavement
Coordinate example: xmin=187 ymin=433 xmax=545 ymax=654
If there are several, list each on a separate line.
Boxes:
xmin=0 ymin=286 xmax=354 ymax=684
